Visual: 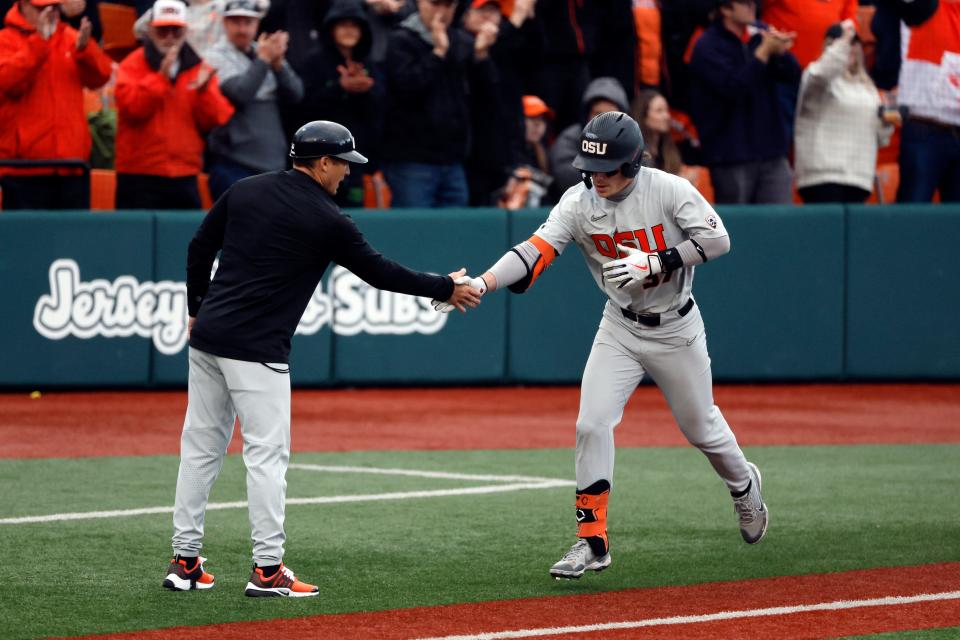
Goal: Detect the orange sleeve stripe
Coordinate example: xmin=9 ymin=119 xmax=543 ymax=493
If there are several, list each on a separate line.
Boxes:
xmin=526 ymin=235 xmax=557 ymax=289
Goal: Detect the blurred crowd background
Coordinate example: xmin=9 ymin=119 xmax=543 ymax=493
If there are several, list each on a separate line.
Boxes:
xmin=0 ymin=0 xmax=956 ymax=211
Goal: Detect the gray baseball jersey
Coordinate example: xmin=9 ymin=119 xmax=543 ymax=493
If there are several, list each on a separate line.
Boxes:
xmin=535 ymin=168 xmax=727 ymax=314
xmin=529 ymin=168 xmax=751 ymax=502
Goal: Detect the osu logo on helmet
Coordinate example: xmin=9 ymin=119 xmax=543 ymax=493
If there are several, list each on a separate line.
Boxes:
xmin=581 ymin=140 xmax=608 ymax=155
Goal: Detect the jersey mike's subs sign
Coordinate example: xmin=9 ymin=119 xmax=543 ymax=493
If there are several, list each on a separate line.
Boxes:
xmin=32 ymin=259 xmax=447 ymax=356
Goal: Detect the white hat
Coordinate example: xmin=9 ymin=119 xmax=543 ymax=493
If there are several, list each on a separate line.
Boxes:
xmin=151 ymin=0 xmax=187 ymax=26
xmin=223 ymin=0 xmax=269 ymax=18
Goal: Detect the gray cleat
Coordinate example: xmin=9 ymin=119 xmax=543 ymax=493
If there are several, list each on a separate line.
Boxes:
xmin=549 ymin=539 xmax=611 ymax=579
xmin=734 ymin=462 xmax=769 ymax=544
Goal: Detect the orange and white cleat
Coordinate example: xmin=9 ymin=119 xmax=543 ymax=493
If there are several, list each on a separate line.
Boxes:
xmin=244 ymin=563 xmax=318 ymax=598
xmin=162 ymin=555 xmax=215 ymax=591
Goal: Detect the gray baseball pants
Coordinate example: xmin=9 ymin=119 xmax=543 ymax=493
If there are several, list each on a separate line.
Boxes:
xmin=576 ymin=301 xmax=751 ymax=493
xmin=172 ymin=347 xmax=291 ymax=565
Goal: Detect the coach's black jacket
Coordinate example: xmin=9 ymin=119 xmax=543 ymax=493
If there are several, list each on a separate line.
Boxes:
xmin=186 ymin=169 xmax=454 ymax=363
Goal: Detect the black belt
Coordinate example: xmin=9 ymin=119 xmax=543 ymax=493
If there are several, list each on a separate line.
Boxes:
xmin=908 ymin=115 xmax=960 ymax=136
xmin=621 ymin=298 xmax=694 ymax=327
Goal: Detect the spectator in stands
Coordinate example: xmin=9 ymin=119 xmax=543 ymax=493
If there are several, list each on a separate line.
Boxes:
xmin=795 ymin=20 xmax=893 ymax=204
xmin=632 ymin=89 xmax=683 ymax=175
xmin=761 ymin=0 xmax=857 ymax=69
xmin=548 ymin=76 xmax=630 ymax=196
xmin=869 ymin=0 xmax=938 ymax=91
xmin=0 ymin=0 xmax=101 ymax=39
xmin=660 ymin=0 xmax=714 ymax=113
xmin=885 ymin=0 xmax=960 ymax=202
xmin=461 ymin=0 xmax=509 ymax=206
xmin=60 ymin=0 xmax=103 ymax=41
xmin=519 ymin=95 xmax=552 ymax=177
xmin=527 ymin=1 xmax=589 ymax=133
xmin=462 ymin=0 xmax=540 ymax=206
xmin=496 ymin=94 xmax=554 ymax=209
xmin=688 ymin=0 xmax=800 ymax=204
xmin=205 ymin=0 xmax=303 ymax=200
xmin=585 ymin=0 xmax=636 ymax=105
xmin=134 ymin=0 xmax=226 ymax=57
xmin=114 ymin=0 xmax=234 ymax=208
xmin=259 ymin=0 xmax=329 ymax=140
xmin=381 ymin=0 xmax=497 ymax=208
xmin=0 ymin=0 xmax=113 ymax=209
xmin=364 ymin=0 xmax=413 ymax=65
xmin=301 ymin=0 xmax=383 ymax=208
xmin=760 ymin=0 xmax=857 ymax=144
xmin=632 ymin=0 xmax=661 ymax=91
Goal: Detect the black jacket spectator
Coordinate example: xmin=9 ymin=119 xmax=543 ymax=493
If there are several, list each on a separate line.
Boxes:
xmin=527 ymin=0 xmax=589 ymax=132
xmin=490 ymin=11 xmax=543 ymax=172
xmin=364 ymin=0 xmax=414 ymax=65
xmin=870 ymin=0 xmax=939 ymax=90
xmin=381 ymin=12 xmax=495 ymax=165
xmin=688 ymin=21 xmax=801 ymax=166
xmin=660 ymin=0 xmax=716 ymax=111
xmin=260 ymin=0 xmax=330 ymax=138
xmin=302 ymin=0 xmax=385 ymax=207
xmin=462 ymin=1 xmax=540 ymax=206
xmin=583 ymin=0 xmax=636 ymax=106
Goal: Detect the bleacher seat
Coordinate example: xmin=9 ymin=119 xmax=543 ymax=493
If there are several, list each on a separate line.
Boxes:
xmin=99 ymin=3 xmax=139 ymax=63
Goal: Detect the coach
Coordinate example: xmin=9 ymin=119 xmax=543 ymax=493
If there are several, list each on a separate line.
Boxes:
xmin=162 ymin=120 xmax=481 ymax=598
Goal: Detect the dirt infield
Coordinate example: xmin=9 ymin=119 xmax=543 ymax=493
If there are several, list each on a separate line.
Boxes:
xmin=77 ymin=563 xmax=960 ymax=640
xmin=2 ymin=384 xmax=958 ymax=459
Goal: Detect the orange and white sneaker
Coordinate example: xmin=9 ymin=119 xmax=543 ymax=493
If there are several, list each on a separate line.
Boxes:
xmin=162 ymin=555 xmax=215 ymax=591
xmin=244 ymin=563 xmax=319 ymax=598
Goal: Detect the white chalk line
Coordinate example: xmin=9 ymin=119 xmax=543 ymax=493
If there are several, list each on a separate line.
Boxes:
xmin=288 ymin=463 xmax=566 ymax=484
xmin=0 ymin=464 xmax=575 ymax=525
xmin=417 ymin=590 xmax=960 ymax=640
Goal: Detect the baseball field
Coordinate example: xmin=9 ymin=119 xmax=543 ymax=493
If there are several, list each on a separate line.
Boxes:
xmin=2 ymin=383 xmax=959 ymax=639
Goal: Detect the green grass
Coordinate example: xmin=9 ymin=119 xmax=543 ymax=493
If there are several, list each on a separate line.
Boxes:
xmin=1 ymin=445 xmax=959 ymax=639
xmin=841 ymin=628 xmax=960 ymax=639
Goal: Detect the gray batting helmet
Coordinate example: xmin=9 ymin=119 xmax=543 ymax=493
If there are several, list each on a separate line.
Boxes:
xmin=572 ymin=111 xmax=644 ymax=178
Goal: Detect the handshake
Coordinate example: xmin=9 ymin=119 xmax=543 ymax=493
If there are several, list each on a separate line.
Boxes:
xmin=432 ymin=269 xmax=488 ymax=314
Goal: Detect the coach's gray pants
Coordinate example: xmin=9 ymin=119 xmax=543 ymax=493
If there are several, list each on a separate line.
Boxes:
xmin=576 ymin=301 xmax=751 ymax=493
xmin=172 ymin=347 xmax=291 ymax=565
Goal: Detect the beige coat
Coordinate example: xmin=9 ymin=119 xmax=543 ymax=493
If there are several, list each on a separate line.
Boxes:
xmin=794 ymin=38 xmax=892 ymax=192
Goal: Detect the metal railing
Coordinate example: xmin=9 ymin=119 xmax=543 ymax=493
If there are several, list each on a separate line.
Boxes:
xmin=0 ymin=158 xmax=90 ymax=171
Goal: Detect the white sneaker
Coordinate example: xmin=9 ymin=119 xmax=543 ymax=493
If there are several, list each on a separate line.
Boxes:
xmin=549 ymin=539 xmax=611 ymax=579
xmin=733 ymin=462 xmax=769 ymax=544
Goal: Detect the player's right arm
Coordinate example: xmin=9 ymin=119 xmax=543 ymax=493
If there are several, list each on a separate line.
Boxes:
xmin=471 ymin=193 xmax=579 ymax=295
xmin=477 ymin=234 xmax=557 ymax=294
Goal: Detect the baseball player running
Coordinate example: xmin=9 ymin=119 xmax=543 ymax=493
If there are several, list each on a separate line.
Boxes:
xmin=163 ymin=120 xmax=481 ymax=597
xmin=437 ymin=111 xmax=767 ymax=579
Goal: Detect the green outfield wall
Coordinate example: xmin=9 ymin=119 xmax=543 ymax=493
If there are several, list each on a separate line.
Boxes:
xmin=0 ymin=204 xmax=956 ymax=387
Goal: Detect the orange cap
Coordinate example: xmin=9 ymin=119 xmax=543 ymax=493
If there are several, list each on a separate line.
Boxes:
xmin=29 ymin=0 xmax=63 ymax=7
xmin=471 ymin=0 xmax=513 ymax=16
xmin=523 ymin=95 xmax=554 ymax=119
